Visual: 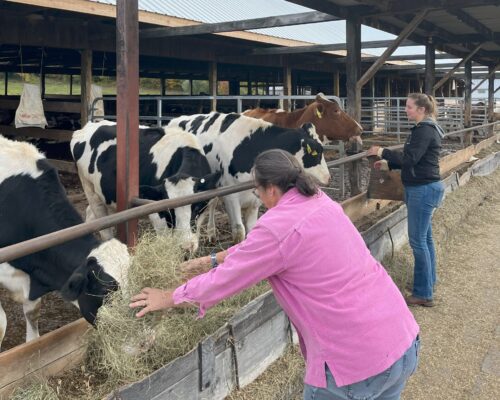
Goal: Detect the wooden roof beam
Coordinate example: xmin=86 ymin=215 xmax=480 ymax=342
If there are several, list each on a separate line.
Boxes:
xmin=247 ymin=39 xmax=417 ymax=56
xmin=453 ymin=33 xmax=500 ymax=43
xmin=447 ymin=8 xmax=496 ymax=42
xmin=285 ymin=0 xmax=374 ymax=19
xmin=357 ymin=9 xmax=429 ymax=89
xmin=140 ymin=11 xmax=340 ymax=39
xmin=433 ymin=43 xmax=484 ymax=91
xmin=364 ymin=0 xmax=500 ymax=16
xmin=364 ymin=16 xmax=493 ymax=63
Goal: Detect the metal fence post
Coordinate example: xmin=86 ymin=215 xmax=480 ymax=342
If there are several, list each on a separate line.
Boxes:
xmin=157 ymin=98 xmax=162 ymax=127
xmin=396 ymin=98 xmax=401 ymax=143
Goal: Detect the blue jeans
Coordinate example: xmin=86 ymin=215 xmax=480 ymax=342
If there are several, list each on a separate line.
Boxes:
xmin=404 ymin=181 xmax=444 ymax=300
xmin=303 ymin=336 xmax=421 ymax=400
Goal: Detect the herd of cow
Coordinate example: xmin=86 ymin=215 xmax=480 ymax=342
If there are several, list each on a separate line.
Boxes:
xmin=0 ymin=94 xmax=363 ymax=350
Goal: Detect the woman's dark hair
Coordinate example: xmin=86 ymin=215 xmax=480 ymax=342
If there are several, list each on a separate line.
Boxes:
xmin=408 ymin=93 xmax=438 ymax=120
xmin=252 ymin=149 xmax=318 ymax=197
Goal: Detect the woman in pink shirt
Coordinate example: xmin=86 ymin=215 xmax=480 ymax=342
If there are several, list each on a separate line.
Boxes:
xmin=130 ymin=149 xmax=420 ymax=400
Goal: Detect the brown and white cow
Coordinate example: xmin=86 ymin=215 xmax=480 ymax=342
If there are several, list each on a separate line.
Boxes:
xmin=243 ymin=93 xmax=363 ymax=145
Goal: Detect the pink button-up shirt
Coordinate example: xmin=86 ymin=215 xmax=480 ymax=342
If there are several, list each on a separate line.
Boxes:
xmin=173 ymin=188 xmax=419 ymax=388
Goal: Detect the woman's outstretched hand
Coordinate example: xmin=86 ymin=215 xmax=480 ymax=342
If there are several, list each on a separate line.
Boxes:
xmin=129 ymin=288 xmax=175 ymax=318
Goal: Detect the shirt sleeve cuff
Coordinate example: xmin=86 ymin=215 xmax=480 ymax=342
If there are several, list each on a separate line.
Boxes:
xmin=172 ymin=284 xmax=189 ymax=305
xmin=173 ymin=283 xmax=208 ymax=318
xmin=377 ymin=147 xmax=385 ymax=158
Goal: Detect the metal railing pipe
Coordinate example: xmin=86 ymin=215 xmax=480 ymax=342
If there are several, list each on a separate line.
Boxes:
xmin=0 ymin=181 xmax=254 ymax=264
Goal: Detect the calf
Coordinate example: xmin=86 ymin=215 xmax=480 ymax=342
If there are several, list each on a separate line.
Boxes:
xmin=169 ymin=112 xmax=330 ymax=242
xmin=243 ymin=93 xmax=363 ymax=145
xmin=0 ymin=136 xmax=129 ymax=349
xmin=71 ymin=121 xmax=219 ymax=252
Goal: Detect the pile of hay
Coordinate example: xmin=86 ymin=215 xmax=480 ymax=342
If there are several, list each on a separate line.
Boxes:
xmin=17 ymin=232 xmax=269 ymax=400
xmin=10 ymin=378 xmax=59 ymax=400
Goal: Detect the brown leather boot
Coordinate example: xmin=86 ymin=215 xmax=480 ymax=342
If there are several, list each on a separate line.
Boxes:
xmin=405 ymin=295 xmax=434 ymax=307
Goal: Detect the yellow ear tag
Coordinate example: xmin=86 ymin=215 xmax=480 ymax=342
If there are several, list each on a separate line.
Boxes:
xmin=311 ymin=150 xmax=318 ymax=156
xmin=315 ymin=108 xmax=323 ymax=119
xmin=307 ymin=144 xmax=312 ymax=154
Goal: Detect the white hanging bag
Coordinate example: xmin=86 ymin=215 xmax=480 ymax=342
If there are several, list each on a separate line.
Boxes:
xmin=15 ymin=83 xmax=48 ymax=128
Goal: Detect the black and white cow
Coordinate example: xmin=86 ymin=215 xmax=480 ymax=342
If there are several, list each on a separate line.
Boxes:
xmin=71 ymin=121 xmax=220 ymax=252
xmin=0 ymin=136 xmax=129 ymax=349
xmin=169 ymin=112 xmax=331 ymax=242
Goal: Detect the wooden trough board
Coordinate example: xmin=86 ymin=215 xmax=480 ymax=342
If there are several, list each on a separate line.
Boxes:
xmin=1 ymin=134 xmax=499 ymax=398
xmin=0 ymin=319 xmax=90 ymax=399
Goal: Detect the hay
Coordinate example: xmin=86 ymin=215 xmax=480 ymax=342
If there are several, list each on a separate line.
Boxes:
xmin=10 ymin=378 xmax=59 ymax=400
xmin=42 ymin=231 xmax=269 ymax=399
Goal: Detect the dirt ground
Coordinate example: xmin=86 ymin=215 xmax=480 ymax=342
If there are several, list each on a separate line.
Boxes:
xmin=230 ymin=166 xmax=500 ymax=400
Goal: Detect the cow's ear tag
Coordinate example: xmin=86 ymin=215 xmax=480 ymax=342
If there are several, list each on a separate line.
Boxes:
xmin=311 ymin=150 xmax=318 ymax=156
xmin=315 ymin=108 xmax=323 ymax=119
xmin=200 ymin=178 xmax=205 ymax=184
xmin=306 ymin=144 xmax=312 ymax=154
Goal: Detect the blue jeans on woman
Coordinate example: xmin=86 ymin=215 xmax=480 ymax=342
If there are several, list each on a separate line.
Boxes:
xmin=303 ymin=336 xmax=421 ymax=400
xmin=404 ymin=181 xmax=444 ymax=300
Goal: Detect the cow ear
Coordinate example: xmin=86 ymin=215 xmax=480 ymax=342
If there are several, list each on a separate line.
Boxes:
xmin=139 ymin=184 xmax=164 ymax=200
xmin=194 ymin=171 xmax=221 ymax=191
xmin=60 ymin=258 xmax=101 ymax=301
xmin=300 ymin=122 xmax=317 ymax=137
xmin=60 ymin=263 xmax=89 ymax=302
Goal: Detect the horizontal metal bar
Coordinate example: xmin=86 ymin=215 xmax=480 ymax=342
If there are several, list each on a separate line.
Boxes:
xmin=0 ymin=181 xmax=254 ymax=264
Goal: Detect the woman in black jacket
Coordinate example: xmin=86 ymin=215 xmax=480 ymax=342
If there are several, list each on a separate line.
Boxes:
xmin=367 ymin=93 xmax=445 ymax=307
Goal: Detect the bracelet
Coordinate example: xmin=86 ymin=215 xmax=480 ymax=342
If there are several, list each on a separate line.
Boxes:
xmin=210 ymin=251 xmax=218 ymax=269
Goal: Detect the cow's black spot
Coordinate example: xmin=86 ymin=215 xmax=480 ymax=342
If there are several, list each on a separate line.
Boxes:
xmin=179 ymin=120 xmax=188 ymax=130
xmin=301 ymin=139 xmax=324 ymax=169
xmin=189 ymin=115 xmax=207 ymax=134
xmin=88 ymin=126 xmax=116 ymax=174
xmin=1 ymin=159 xmax=100 ymax=300
xmin=203 ymin=143 xmax=213 ymax=154
xmin=72 ymin=142 xmax=86 ymax=162
xmin=201 ymin=113 xmax=220 ymax=133
xmin=220 ymin=113 xmax=240 ymax=133
xmin=96 ymin=145 xmax=117 ymax=205
xmin=228 ymin=126 xmax=304 ymax=175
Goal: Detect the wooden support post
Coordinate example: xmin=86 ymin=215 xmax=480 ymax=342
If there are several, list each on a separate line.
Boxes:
xmin=283 ymin=64 xmax=292 ymax=111
xmin=209 ymin=61 xmax=217 ymax=111
xmin=4 ymin=72 xmax=7 ymax=95
xmin=80 ymin=49 xmax=92 ymax=125
xmin=116 ymin=0 xmax=139 ymax=247
xmin=487 ymin=64 xmax=495 ymax=136
xmin=161 ymin=77 xmax=166 ymax=96
xmin=425 ymin=38 xmax=435 ymax=95
xmin=346 ymin=17 xmax=362 ymax=196
xmin=464 ymin=60 xmax=473 ymax=146
xmin=41 ymin=71 xmax=45 ymax=99
xmin=69 ymin=74 xmax=73 ymax=96
xmin=334 ymin=71 xmax=340 ymax=97
xmin=433 ymin=43 xmax=483 ymax=92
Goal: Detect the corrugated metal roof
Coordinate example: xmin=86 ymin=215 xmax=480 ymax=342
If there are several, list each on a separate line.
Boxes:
xmin=90 ymin=0 xmax=351 ymax=44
